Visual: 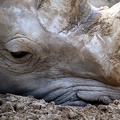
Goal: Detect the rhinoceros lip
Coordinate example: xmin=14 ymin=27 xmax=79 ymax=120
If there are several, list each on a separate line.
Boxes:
xmin=23 ymin=77 xmax=120 ymax=107
xmin=45 ymin=84 xmax=112 ymax=106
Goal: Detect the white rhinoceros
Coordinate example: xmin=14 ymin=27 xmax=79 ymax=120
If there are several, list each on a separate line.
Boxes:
xmin=0 ymin=0 xmax=120 ymax=106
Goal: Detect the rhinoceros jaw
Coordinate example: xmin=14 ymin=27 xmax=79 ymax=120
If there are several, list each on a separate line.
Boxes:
xmin=23 ymin=77 xmax=120 ymax=107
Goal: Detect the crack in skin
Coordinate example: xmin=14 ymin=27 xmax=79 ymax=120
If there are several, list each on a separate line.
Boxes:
xmin=36 ymin=0 xmax=44 ymax=9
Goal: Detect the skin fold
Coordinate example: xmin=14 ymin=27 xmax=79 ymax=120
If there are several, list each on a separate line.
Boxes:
xmin=0 ymin=0 xmax=120 ymax=106
xmin=90 ymin=0 xmax=120 ymax=7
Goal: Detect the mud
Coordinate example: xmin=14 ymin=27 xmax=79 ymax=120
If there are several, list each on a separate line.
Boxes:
xmin=0 ymin=94 xmax=120 ymax=120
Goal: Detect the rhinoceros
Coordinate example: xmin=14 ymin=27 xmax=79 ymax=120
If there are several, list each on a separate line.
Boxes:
xmin=0 ymin=0 xmax=120 ymax=106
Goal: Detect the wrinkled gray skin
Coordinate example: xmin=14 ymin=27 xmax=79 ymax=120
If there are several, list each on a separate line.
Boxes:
xmin=90 ymin=0 xmax=120 ymax=7
xmin=0 ymin=0 xmax=120 ymax=106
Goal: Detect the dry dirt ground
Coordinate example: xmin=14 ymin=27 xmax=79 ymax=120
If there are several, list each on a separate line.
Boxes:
xmin=0 ymin=94 xmax=120 ymax=120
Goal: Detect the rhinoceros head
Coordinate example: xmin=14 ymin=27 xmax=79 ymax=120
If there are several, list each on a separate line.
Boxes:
xmin=0 ymin=0 xmax=120 ymax=106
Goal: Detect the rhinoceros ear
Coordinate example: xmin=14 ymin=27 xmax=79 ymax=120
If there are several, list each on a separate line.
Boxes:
xmin=37 ymin=0 xmax=101 ymax=34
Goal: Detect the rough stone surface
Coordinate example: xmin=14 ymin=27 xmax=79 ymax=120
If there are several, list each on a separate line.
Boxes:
xmin=0 ymin=94 xmax=120 ymax=120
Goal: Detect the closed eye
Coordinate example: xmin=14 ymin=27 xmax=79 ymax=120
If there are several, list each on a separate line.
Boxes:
xmin=10 ymin=51 xmax=29 ymax=59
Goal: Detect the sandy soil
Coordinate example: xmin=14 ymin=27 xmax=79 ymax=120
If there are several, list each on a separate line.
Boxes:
xmin=0 ymin=94 xmax=120 ymax=120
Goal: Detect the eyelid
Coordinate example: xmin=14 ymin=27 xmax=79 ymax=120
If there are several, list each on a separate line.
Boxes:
xmin=5 ymin=38 xmax=35 ymax=53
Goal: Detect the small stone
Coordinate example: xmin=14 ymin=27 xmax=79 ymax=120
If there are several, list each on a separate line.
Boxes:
xmin=52 ymin=114 xmax=62 ymax=120
xmin=2 ymin=102 xmax=14 ymax=112
xmin=31 ymin=100 xmax=47 ymax=109
xmin=0 ymin=116 xmax=6 ymax=120
xmin=113 ymin=100 xmax=120 ymax=105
